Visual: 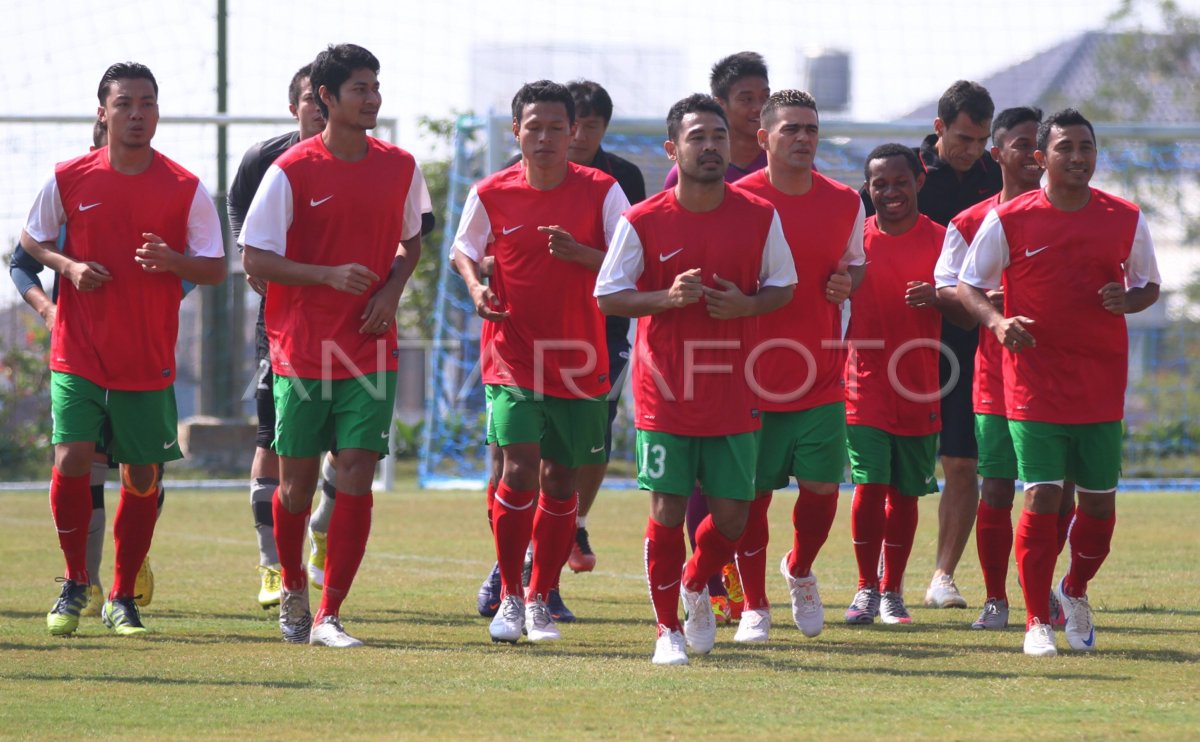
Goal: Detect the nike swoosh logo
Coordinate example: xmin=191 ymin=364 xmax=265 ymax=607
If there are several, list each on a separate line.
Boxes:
xmin=79 ymin=202 xmax=101 ymax=211
xmin=380 ymin=431 xmax=389 ymax=439
xmin=1082 ymin=628 xmax=1095 ymax=647
xmin=502 ymin=225 xmax=524 ymax=235
xmin=655 ymin=579 xmax=681 ymax=591
xmin=925 ymin=475 xmax=935 ymax=483
xmin=163 ymin=439 xmax=177 ymax=449
xmin=590 ymin=445 xmax=605 ymax=453
xmin=1026 ymin=245 xmax=1050 ymax=257
xmin=310 ymin=195 xmax=334 ymax=207
xmin=742 ymin=547 xmax=765 ymax=558
xmin=659 ymin=248 xmax=683 ymax=262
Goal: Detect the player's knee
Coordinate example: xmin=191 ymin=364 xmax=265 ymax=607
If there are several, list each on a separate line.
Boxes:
xmin=120 ymin=464 xmax=159 ymax=497
xmin=54 ymin=442 xmax=96 ymax=477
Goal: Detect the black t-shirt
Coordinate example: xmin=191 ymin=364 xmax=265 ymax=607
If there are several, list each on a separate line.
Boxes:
xmin=228 ymin=131 xmax=301 ymax=243
xmin=860 ymin=133 xmax=1002 ymax=226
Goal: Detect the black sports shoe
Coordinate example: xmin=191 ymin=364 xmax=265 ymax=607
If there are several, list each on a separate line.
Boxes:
xmin=476 ymin=562 xmax=502 ymax=617
xmin=568 ymin=527 xmax=597 ymax=572
xmin=547 ymin=588 xmax=576 ymax=623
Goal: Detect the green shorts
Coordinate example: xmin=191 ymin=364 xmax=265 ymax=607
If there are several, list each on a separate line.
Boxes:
xmin=50 ymin=371 xmax=181 ymax=465
xmin=486 ymin=385 xmax=607 ymax=468
xmin=273 ymin=372 xmax=397 ymax=458
xmin=1009 ymin=420 xmax=1122 ymax=492
xmin=484 ymin=385 xmax=497 ymax=446
xmin=846 ymin=424 xmax=938 ymax=498
xmin=755 ymin=403 xmax=847 ymax=491
xmin=636 ymin=429 xmax=757 ymax=501
xmin=975 ymin=413 xmax=1019 ymax=480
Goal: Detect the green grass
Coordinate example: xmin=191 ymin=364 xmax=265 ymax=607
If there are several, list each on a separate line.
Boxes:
xmin=2 ymin=484 xmax=1198 ymax=739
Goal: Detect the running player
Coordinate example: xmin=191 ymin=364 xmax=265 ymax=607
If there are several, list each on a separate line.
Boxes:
xmin=453 ymin=80 xmax=629 ymax=644
xmin=734 ymin=89 xmax=865 ymax=641
xmin=228 ymin=63 xmax=325 ymax=610
xmin=241 ymin=43 xmax=427 ymax=647
xmin=596 ymin=93 xmax=796 ymax=665
xmin=22 ymin=62 xmax=225 ymax=636
xmin=844 ymin=144 xmax=946 ymax=626
xmin=958 ymin=108 xmax=1160 ymax=656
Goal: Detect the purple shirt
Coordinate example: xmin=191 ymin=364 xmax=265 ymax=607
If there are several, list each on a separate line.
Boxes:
xmin=661 ymin=149 xmax=768 ymax=190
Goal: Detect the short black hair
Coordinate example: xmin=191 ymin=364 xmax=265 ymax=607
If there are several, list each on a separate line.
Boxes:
xmin=937 ymin=80 xmax=995 ymax=127
xmin=864 ymin=143 xmax=923 ymax=181
xmin=288 ymin=63 xmax=314 ymax=109
xmin=97 ymin=62 xmax=158 ymax=105
xmin=1037 ymin=108 xmax=1096 ymax=152
xmin=991 ymin=106 xmax=1043 ymax=144
xmin=568 ymin=80 xmax=613 ymax=124
xmin=92 ymin=117 xmax=107 ymax=148
xmin=310 ymin=44 xmax=380 ymax=118
xmin=710 ymin=51 xmax=769 ymax=100
xmin=761 ymin=89 xmax=818 ymax=128
xmin=511 ymin=80 xmax=575 ymax=126
xmin=666 ymin=93 xmax=728 ymax=141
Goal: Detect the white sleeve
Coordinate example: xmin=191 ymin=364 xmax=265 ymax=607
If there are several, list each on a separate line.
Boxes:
xmin=840 ymin=200 xmax=866 ymax=267
xmin=238 ymin=164 xmax=292 ymax=256
xmin=402 ymin=165 xmax=430 ymax=242
xmin=959 ymin=209 xmax=1008 ymax=290
xmin=185 ymin=183 xmax=225 ymax=258
xmin=759 ymin=210 xmax=798 ymax=288
xmin=1124 ymin=211 xmax=1161 ymax=289
xmin=24 ymin=173 xmax=67 ymax=242
xmin=934 ymin=221 xmax=970 ymax=288
xmin=602 ymin=182 xmax=632 ymax=246
xmin=594 ymin=216 xmax=644 ymax=296
xmin=450 ymin=186 xmax=492 ymax=263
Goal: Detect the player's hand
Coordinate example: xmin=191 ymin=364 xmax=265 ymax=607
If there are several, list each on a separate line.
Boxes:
xmin=323 ymin=263 xmax=380 ymax=295
xmin=703 ymin=274 xmax=753 ymax=319
xmin=825 ymin=261 xmax=852 ymax=304
xmin=993 ymin=316 xmax=1036 ymax=351
xmin=246 ymin=275 xmax=268 ymax=296
xmin=540 ymin=225 xmax=588 ymax=264
xmin=64 ymin=260 xmax=112 ymax=292
xmin=470 ymin=283 xmax=508 ymax=321
xmin=39 ymin=303 xmax=56 ymax=331
xmin=905 ymin=280 xmax=936 ymax=308
xmin=359 ymin=287 xmax=401 ymax=334
xmin=1099 ymin=282 xmax=1126 ymax=315
xmin=136 ymin=232 xmax=181 ymax=274
xmin=986 ymin=287 xmax=1004 ymax=311
xmin=667 ymin=268 xmax=703 ymax=308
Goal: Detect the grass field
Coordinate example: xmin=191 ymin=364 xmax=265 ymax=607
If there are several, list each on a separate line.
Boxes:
xmin=2 ymin=481 xmax=1198 ymax=740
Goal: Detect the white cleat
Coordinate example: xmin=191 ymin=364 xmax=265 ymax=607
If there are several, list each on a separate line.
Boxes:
xmin=489 ymin=594 xmax=524 ymax=644
xmin=309 ymin=615 xmax=364 ymax=648
xmin=1055 ymin=577 xmax=1096 ymax=651
xmin=652 ymin=626 xmax=689 ymax=665
xmin=1023 ymin=618 xmax=1058 ymax=657
xmin=733 ymin=608 xmax=771 ymax=643
xmin=879 ymin=592 xmax=913 ymax=624
xmin=681 ymin=585 xmax=716 ymax=654
xmin=971 ymin=598 xmax=1009 ymax=630
xmin=780 ymin=554 xmax=824 ymax=637
xmin=924 ymin=573 xmax=968 ymax=608
xmin=524 ymin=595 xmax=561 ymax=642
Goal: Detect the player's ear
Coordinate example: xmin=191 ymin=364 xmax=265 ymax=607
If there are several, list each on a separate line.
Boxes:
xmin=914 ymin=172 xmax=926 ymax=193
xmin=989 ymin=145 xmax=1000 ymax=163
xmin=318 ymin=85 xmax=334 ymax=111
xmin=97 ymin=105 xmax=107 ymax=125
xmin=1033 ymin=149 xmax=1047 ymax=168
xmin=664 ymin=139 xmax=678 ymax=161
xmin=756 ymin=127 xmax=768 ymax=150
xmin=511 ymin=118 xmax=520 ymax=139
xmin=933 ymin=117 xmax=945 ymax=138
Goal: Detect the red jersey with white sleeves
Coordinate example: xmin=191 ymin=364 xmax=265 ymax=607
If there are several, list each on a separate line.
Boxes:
xmin=736 ymin=170 xmax=865 ymax=412
xmin=846 ymin=215 xmax=945 ymax=436
xmin=239 ymin=135 xmax=427 ymax=380
xmin=960 ymin=188 xmax=1160 ymax=424
xmin=935 ymin=194 xmax=1007 ymax=415
xmin=452 ymin=162 xmax=628 ymax=399
xmin=23 ymin=148 xmax=223 ymax=390
xmin=595 ymin=186 xmax=797 ymax=436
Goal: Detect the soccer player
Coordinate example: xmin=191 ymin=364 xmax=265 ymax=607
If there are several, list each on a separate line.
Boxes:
xmin=596 ymin=94 xmax=796 ymax=665
xmin=733 ymin=89 xmax=864 ymax=642
xmin=21 ymin=62 xmax=225 ymax=636
xmin=228 ymin=63 xmax=325 ymax=610
xmin=241 ymin=43 xmax=427 ymax=648
xmin=452 ymin=80 xmax=629 ymax=644
xmin=844 ymin=144 xmax=946 ymax=626
xmin=958 ymin=108 xmax=1160 ymax=656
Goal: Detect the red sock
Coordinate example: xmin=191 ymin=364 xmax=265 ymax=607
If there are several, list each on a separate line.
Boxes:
xmin=1015 ymin=509 xmax=1058 ymax=629
xmin=491 ymin=482 xmax=536 ymax=598
xmin=880 ymin=487 xmax=918 ymax=594
xmin=272 ymin=488 xmax=309 ymax=592
xmin=645 ymin=518 xmax=686 ymax=632
xmin=110 ymin=486 xmax=160 ymax=599
xmin=50 ymin=467 xmax=92 ymax=583
xmin=735 ymin=495 xmax=772 ymax=611
xmin=788 ymin=487 xmax=838 ymax=578
xmin=685 ymin=487 xmax=727 ymax=597
xmin=527 ymin=491 xmax=578 ymax=600
xmin=975 ymin=500 xmax=1013 ymax=602
xmin=851 ymin=484 xmax=888 ymax=589
xmin=485 ymin=480 xmax=497 ymax=534
xmin=1056 ymin=503 xmax=1076 ymax=555
xmin=683 ymin=515 xmax=740 ymax=593
xmin=316 ymin=491 xmax=373 ymax=621
xmin=1063 ymin=509 xmax=1115 ymax=598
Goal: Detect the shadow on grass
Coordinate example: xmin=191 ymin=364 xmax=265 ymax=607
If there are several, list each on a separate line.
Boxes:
xmin=1098 ymin=606 xmax=1200 ymax=616
xmin=4 ymin=672 xmax=334 ymax=690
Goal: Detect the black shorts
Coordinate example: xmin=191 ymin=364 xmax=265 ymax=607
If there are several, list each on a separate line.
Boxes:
xmin=255 ymin=360 xmax=275 ymax=449
xmin=603 ymin=316 xmax=631 ymax=460
xmin=938 ymin=320 xmax=978 ymax=459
